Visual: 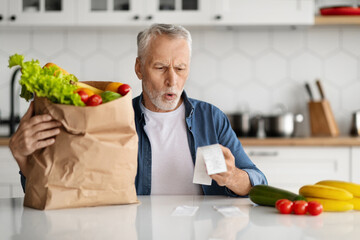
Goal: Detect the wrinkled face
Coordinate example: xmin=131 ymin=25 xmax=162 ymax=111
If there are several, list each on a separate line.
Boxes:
xmin=135 ymin=34 xmax=190 ymax=112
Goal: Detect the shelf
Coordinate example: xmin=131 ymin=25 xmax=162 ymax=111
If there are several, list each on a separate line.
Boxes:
xmin=315 ymin=15 xmax=360 ymax=25
xmin=239 ymin=136 xmax=360 ymax=146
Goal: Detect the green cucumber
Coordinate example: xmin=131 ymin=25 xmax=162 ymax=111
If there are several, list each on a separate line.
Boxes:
xmin=249 ymin=185 xmax=306 ymax=207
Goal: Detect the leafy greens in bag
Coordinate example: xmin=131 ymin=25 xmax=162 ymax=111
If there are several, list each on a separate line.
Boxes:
xmin=8 ymin=54 xmax=84 ymax=106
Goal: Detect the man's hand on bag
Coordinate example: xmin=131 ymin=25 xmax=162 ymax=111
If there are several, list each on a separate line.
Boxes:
xmin=209 ymin=145 xmax=252 ymax=196
xmin=9 ymin=101 xmax=62 ymax=177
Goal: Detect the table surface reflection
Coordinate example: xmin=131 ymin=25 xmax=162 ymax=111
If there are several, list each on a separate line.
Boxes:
xmin=1 ymin=195 xmax=360 ymax=240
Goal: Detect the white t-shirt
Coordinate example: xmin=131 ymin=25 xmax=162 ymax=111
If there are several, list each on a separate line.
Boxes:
xmin=141 ymin=102 xmax=202 ymax=195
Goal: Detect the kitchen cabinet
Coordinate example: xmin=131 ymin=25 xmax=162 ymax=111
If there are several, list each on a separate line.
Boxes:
xmin=1 ymin=0 xmax=316 ymax=27
xmin=0 ymin=0 xmax=75 ymax=26
xmin=0 ymin=146 xmax=23 ymax=198
xmin=213 ymin=0 xmax=315 ymax=25
xmin=245 ymin=146 xmax=351 ymax=193
xmin=77 ymin=0 xmax=213 ymax=26
xmin=351 ymin=147 xmax=360 ymax=183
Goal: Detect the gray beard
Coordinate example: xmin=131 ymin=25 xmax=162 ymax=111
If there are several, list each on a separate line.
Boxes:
xmin=143 ymin=83 xmax=182 ymax=111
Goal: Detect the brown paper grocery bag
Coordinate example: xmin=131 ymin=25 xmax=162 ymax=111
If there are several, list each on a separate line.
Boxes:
xmin=23 ymin=81 xmax=139 ymax=210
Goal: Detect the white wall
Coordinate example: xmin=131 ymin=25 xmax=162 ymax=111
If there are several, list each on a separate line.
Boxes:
xmin=0 ymin=25 xmax=359 ymax=136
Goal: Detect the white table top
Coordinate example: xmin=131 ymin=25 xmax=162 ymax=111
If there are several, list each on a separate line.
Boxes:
xmin=1 ymin=195 xmax=360 ymax=240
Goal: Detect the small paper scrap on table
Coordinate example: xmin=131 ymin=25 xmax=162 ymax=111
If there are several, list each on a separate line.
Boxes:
xmin=193 ymin=144 xmax=227 ymax=185
xmin=213 ymin=205 xmax=246 ymax=217
xmin=171 ymin=205 xmax=199 ymax=217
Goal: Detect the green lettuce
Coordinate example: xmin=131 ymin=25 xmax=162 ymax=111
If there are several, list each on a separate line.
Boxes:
xmin=8 ymin=54 xmax=84 ymax=106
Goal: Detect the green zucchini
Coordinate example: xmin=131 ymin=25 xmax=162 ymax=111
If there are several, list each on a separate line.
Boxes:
xmin=249 ymin=185 xmax=306 ymax=207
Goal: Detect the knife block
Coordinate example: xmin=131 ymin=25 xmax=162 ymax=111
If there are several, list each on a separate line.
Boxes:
xmin=308 ymin=100 xmax=340 ymax=137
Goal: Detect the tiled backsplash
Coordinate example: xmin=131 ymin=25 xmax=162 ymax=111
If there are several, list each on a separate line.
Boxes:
xmin=0 ymin=26 xmax=360 ymax=136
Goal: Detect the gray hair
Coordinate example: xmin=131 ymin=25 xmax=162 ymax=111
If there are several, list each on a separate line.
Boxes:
xmin=137 ymin=23 xmax=192 ymax=62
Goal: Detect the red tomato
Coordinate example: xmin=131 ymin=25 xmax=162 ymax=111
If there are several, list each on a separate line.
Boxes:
xmin=86 ymin=94 xmax=102 ymax=106
xmin=77 ymin=90 xmax=89 ymax=103
xmin=293 ymin=200 xmax=308 ymax=215
xmin=307 ymin=201 xmax=323 ymax=216
xmin=117 ymin=84 xmax=131 ymax=96
xmin=275 ymin=199 xmax=293 ymax=214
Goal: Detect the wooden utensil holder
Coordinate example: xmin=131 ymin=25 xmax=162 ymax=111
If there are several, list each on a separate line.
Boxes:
xmin=308 ymin=100 xmax=339 ymax=137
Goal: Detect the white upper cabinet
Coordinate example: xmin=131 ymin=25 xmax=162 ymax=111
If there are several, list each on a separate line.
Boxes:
xmin=77 ymin=0 xmax=144 ymax=26
xmin=0 ymin=0 xmax=315 ymax=26
xmin=145 ymin=0 xmax=212 ymax=25
xmin=213 ymin=0 xmax=314 ymax=25
xmin=77 ymin=0 xmax=212 ymax=26
xmin=2 ymin=0 xmax=75 ymax=26
xmin=0 ymin=0 xmax=8 ymax=26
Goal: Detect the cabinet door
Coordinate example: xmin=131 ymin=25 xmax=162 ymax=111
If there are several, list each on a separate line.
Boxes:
xmin=145 ymin=0 xmax=213 ymax=25
xmin=8 ymin=0 xmax=75 ymax=26
xmin=0 ymin=146 xmax=20 ymax=198
xmin=351 ymin=147 xmax=360 ymax=183
xmin=78 ymin=0 xmax=144 ymax=26
xmin=213 ymin=0 xmax=314 ymax=25
xmin=245 ymin=146 xmax=350 ymax=193
xmin=0 ymin=1 xmax=8 ymax=26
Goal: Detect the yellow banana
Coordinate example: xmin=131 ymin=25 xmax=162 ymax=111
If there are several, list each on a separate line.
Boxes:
xmin=299 ymin=184 xmax=353 ymax=200
xmin=76 ymin=82 xmax=103 ymax=95
xmin=348 ymin=197 xmax=360 ymax=210
xmin=306 ymin=197 xmax=354 ymax=212
xmin=316 ymin=180 xmax=360 ymax=198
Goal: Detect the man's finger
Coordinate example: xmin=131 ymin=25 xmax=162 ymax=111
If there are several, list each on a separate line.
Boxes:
xmin=31 ymin=121 xmax=62 ymax=135
xmin=34 ymin=138 xmax=56 ymax=150
xmin=219 ymin=145 xmax=232 ymax=158
xmin=210 ymin=174 xmax=226 ymax=186
xmin=27 ymin=114 xmax=54 ymax=127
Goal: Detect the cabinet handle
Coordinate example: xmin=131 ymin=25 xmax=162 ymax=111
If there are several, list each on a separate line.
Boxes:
xmin=248 ymin=151 xmax=278 ymax=157
xmin=146 ymin=15 xmax=153 ymax=20
xmin=214 ymin=15 xmax=222 ymax=20
xmin=133 ymin=15 xmax=139 ymax=20
xmin=9 ymin=15 xmax=16 ymax=21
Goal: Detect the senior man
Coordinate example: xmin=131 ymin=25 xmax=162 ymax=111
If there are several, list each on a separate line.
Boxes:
xmin=10 ymin=23 xmax=267 ymax=196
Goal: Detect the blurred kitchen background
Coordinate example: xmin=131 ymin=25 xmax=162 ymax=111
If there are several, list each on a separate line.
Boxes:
xmin=0 ymin=0 xmax=360 ymax=137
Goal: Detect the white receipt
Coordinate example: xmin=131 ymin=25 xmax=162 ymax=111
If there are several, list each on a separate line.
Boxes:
xmin=193 ymin=144 xmax=227 ymax=185
xmin=202 ymin=144 xmax=227 ymax=175
xmin=213 ymin=205 xmax=246 ymax=217
xmin=171 ymin=205 xmax=199 ymax=217
xmin=193 ymin=147 xmax=212 ymax=185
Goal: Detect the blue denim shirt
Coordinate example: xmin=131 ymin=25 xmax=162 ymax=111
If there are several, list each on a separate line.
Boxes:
xmin=20 ymin=91 xmax=267 ymax=196
xmin=133 ymin=91 xmax=267 ymax=196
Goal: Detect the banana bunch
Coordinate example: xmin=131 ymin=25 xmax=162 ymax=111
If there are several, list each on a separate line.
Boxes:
xmin=299 ymin=180 xmax=360 ymax=212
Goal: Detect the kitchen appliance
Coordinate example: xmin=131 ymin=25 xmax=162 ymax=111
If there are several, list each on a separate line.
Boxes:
xmin=263 ymin=111 xmax=304 ymax=138
xmin=227 ymin=112 xmax=250 ymax=137
xmin=307 ymin=79 xmax=339 ymax=137
xmin=249 ymin=115 xmax=266 ymax=138
xmin=248 ymin=107 xmax=303 ymax=138
xmin=318 ymin=0 xmax=360 ymax=15
xmin=350 ymin=110 xmax=360 ymax=136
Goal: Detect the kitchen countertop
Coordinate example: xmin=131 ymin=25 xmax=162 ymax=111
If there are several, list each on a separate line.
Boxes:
xmin=0 ymin=138 xmax=9 ymax=146
xmin=239 ymin=136 xmax=360 ymax=146
xmin=1 ymin=196 xmax=360 ymax=240
xmin=3 ymin=136 xmax=360 ymax=147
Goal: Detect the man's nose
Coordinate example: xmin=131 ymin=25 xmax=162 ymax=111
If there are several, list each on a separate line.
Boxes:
xmin=165 ymin=68 xmax=177 ymax=87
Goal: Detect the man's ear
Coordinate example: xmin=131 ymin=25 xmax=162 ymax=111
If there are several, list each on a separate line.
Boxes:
xmin=135 ymin=57 xmax=143 ymax=80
